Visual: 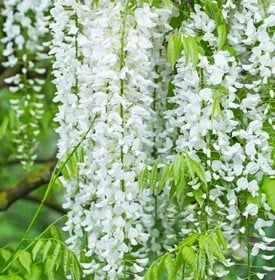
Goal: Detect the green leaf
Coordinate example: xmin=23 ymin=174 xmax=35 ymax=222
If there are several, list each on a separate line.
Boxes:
xmin=180 ymin=233 xmax=199 ymax=247
xmin=0 ymin=117 xmax=9 ymax=139
xmin=172 ymin=154 xmax=182 ymax=183
xmin=169 ymin=180 xmax=176 ymax=200
xmin=150 ymin=0 xmax=161 ymax=7
xmin=66 ymin=153 xmax=79 ymax=177
xmin=53 ymin=177 xmax=64 ymax=189
xmin=157 ymin=165 xmax=170 ymax=194
xmin=150 ymin=164 xmax=158 ymax=192
xmin=168 ymin=163 xmax=174 ymax=178
xmin=164 ymin=255 xmax=175 ymax=280
xmin=167 ymin=34 xmax=183 ymax=69
xmin=217 ymin=24 xmax=226 ymax=50
xmin=185 ymin=154 xmax=207 ymax=189
xmin=198 ymin=234 xmax=208 ymax=249
xmin=205 ymin=243 xmax=215 ymax=269
xmin=17 ymin=250 xmax=32 ymax=275
xmin=150 ymin=265 xmax=159 ymax=280
xmin=247 ymin=194 xmax=261 ymax=208
xmin=208 ymin=235 xmax=225 ymax=261
xmin=176 ymin=160 xmax=186 ymax=202
xmin=185 ymin=154 xmax=195 ymax=179
xmin=205 ymin=0 xmax=224 ymax=26
xmin=32 ymin=240 xmax=43 ymax=261
xmin=8 ymin=109 xmax=19 ymax=129
xmin=50 ymin=226 xmax=61 ymax=240
xmin=43 ymin=240 xmax=52 ymax=262
xmin=138 ymin=166 xmax=148 ymax=190
xmin=187 ymin=37 xmax=199 ymax=67
xmin=24 ymin=265 xmax=42 ymax=280
xmin=211 ymin=94 xmax=221 ymax=122
xmin=216 ymin=229 xmax=227 ymax=251
xmin=157 ymin=258 xmax=166 ymax=276
xmin=0 ymin=249 xmax=12 ymax=263
xmin=169 ymin=14 xmax=184 ymax=29
xmin=181 ymin=246 xmax=196 ymax=268
xmin=63 ymin=249 xmax=69 ymax=275
xmin=52 ymin=243 xmax=62 ymax=270
xmin=144 ymin=271 xmax=150 ymax=280
xmin=205 ymin=0 xmax=217 ymax=20
xmin=61 ymin=164 xmax=70 ymax=180
xmin=174 ymin=250 xmax=183 ymax=275
xmin=262 ymin=176 xmax=275 ymax=212
xmin=195 ymin=249 xmax=206 ymax=280
xmin=193 ymin=189 xmax=204 ymax=208
xmin=162 ymin=0 xmax=172 ymax=8
xmin=45 ymin=257 xmax=55 ymax=280
xmin=72 ymin=258 xmax=81 ymax=280
xmin=181 ymin=37 xmax=199 ymax=67
xmin=223 ymin=45 xmax=237 ymax=58
xmin=199 ymin=234 xmax=219 ymax=268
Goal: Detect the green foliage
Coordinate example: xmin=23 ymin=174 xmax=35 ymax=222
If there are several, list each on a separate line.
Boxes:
xmin=0 ymin=226 xmax=81 ymax=280
xmin=139 ymin=153 xmax=208 ymax=207
xmin=17 ymin=251 xmax=32 ymax=275
xmin=138 ymin=166 xmax=149 ymax=190
xmin=217 ymin=24 xmax=227 ymax=51
xmin=167 ymin=34 xmax=183 ymax=70
xmin=262 ymin=176 xmax=275 ymax=212
xmin=204 ymin=0 xmax=224 ymax=26
xmin=0 ymin=115 xmax=97 ymax=277
xmin=145 ymin=229 xmax=227 ymax=280
xmin=211 ymin=93 xmax=222 ymax=122
xmin=167 ymin=32 xmax=201 ymax=69
xmin=182 ymin=36 xmax=199 ymax=67
xmin=0 ymin=0 xmax=275 ymax=279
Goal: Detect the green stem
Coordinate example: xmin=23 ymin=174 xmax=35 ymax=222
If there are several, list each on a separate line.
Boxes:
xmin=0 ymin=115 xmax=98 ymax=275
xmin=74 ymin=13 xmax=79 ymax=94
xmin=118 ymin=1 xmax=129 ymax=278
xmin=154 ymin=195 xmax=158 ymax=226
xmin=247 ymin=216 xmax=251 ymax=280
xmin=119 ymin=0 xmax=129 ymax=191
xmin=199 ymin=67 xmax=209 ymax=232
xmin=152 ymin=67 xmax=159 ymax=252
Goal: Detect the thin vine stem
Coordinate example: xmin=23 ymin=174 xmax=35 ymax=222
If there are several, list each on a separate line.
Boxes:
xmin=0 ymin=115 xmax=98 ymax=275
xmin=118 ymin=0 xmax=129 ymax=278
xmin=247 ymin=216 xmax=251 ymax=280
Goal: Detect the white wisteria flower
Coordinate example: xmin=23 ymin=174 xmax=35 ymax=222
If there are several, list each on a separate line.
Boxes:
xmin=50 ymin=0 xmax=171 ymax=278
xmin=2 ymin=0 xmax=52 ymax=169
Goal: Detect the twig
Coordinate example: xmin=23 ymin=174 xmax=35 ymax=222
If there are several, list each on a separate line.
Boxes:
xmin=3 ymin=156 xmax=56 ymax=166
xmin=0 ymin=161 xmax=56 ymax=211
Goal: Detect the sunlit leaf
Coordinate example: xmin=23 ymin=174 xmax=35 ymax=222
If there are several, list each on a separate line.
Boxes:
xmin=168 ymin=34 xmax=183 ymax=69
xmin=150 ymin=164 xmax=158 ymax=192
xmin=17 ymin=250 xmax=32 ymax=275
xmin=262 ymin=176 xmax=275 ymax=212
xmin=217 ymin=24 xmax=227 ymax=50
xmin=138 ymin=166 xmax=148 ymax=190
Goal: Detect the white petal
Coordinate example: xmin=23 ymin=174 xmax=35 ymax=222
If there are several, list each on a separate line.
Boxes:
xmin=256 ymin=273 xmax=266 ymax=279
xmin=263 ymin=266 xmax=275 ymax=272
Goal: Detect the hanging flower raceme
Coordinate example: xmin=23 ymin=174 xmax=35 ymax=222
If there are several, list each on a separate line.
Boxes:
xmin=50 ymin=0 xmax=171 ymax=278
xmin=163 ymin=1 xmax=275 ymax=278
xmin=2 ymin=0 xmax=52 ymax=169
xmin=227 ymin=2 xmax=275 ymax=275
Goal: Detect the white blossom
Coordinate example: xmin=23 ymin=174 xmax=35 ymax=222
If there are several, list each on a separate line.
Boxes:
xmin=50 ymin=0 xmax=171 ymax=278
